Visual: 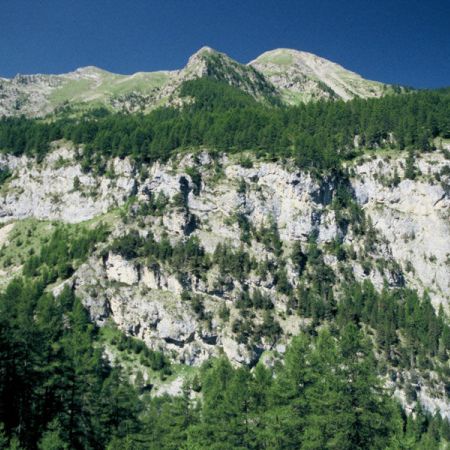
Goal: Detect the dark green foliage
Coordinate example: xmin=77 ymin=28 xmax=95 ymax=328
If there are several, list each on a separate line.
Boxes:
xmin=72 ymin=175 xmax=81 ymax=190
xmin=110 ymin=329 xmax=170 ymax=372
xmin=0 ymin=280 xmax=141 ymax=449
xmin=0 ymin=117 xmax=59 ymax=159
xmin=256 ymin=311 xmax=282 ymax=343
xmin=110 ymin=229 xmax=142 ymax=259
xmin=251 ymin=288 xmax=274 ymax=310
xmin=218 ymin=304 xmax=230 ymax=322
xmin=238 ymin=155 xmax=253 ymax=168
xmin=274 ymin=268 xmax=292 ymax=295
xmin=290 ymin=237 xmax=336 ymax=321
xmin=337 ymin=281 xmax=450 ymax=370
xmin=237 ymin=177 xmax=247 ymax=194
xmin=171 ymin=192 xmax=186 ymax=208
xmin=405 ymin=148 xmax=417 ymax=179
xmin=183 ymin=327 xmax=449 ymax=450
xmin=22 ymin=223 xmax=108 ymax=280
xmin=291 ymin=242 xmax=307 ymax=275
xmin=185 ymin=166 xmax=202 ymax=195
xmin=1 ymin=82 xmax=449 ymax=173
xmin=236 ymin=288 xmax=273 ymax=310
xmin=235 ymin=212 xmax=252 ymax=244
xmin=212 ymin=242 xmax=255 ymax=281
xmin=0 ymin=221 xmax=144 ymax=449
xmin=110 ymin=231 xmax=210 ymax=282
xmin=0 ymin=271 xmax=448 ymax=448
xmin=172 ymin=236 xmax=208 ymax=270
xmin=261 ymin=327 xmax=399 ymax=449
xmin=179 ymin=76 xmax=261 ymax=111
xmin=134 ymin=192 xmax=169 ymax=217
xmin=255 ymin=220 xmax=283 ymax=257
xmin=0 ymin=168 xmax=11 ymax=185
xmin=186 ymin=54 xmax=280 ymax=105
xmin=1 ymin=79 xmax=450 ymax=448
xmin=181 ymin=291 xmax=208 ymax=320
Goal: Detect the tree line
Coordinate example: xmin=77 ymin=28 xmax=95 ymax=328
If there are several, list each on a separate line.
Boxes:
xmin=0 ymin=79 xmax=449 ymax=172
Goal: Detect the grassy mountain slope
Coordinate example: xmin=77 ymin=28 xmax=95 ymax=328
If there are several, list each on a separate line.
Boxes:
xmin=249 ymin=48 xmax=401 ymax=103
xmin=0 ymin=46 xmax=399 ymax=117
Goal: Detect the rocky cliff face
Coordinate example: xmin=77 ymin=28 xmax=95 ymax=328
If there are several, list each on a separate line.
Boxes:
xmin=0 ymin=144 xmax=448 ymax=414
xmin=0 ymin=144 xmax=135 ymax=222
xmin=1 ymin=145 xmax=448 ymax=317
xmin=351 ymin=154 xmax=450 ymax=308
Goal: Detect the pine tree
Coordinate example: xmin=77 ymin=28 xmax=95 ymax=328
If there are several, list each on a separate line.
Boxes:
xmin=264 ymin=334 xmax=312 ymax=449
xmin=300 ymin=330 xmax=352 ymax=450
xmin=337 ymin=324 xmax=402 ymax=449
xmin=405 ymin=149 xmax=416 ymax=180
xmin=38 ymin=419 xmax=68 ymax=450
xmin=188 ymin=359 xmax=255 ymax=449
xmin=57 ymin=299 xmax=104 ymax=448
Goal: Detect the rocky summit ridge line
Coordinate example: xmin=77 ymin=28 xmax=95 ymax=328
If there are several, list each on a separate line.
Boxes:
xmin=0 ymin=46 xmax=401 ymax=117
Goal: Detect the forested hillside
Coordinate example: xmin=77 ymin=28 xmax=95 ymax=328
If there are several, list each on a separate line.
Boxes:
xmin=0 ymin=80 xmax=449 ymax=172
xmin=0 ymin=74 xmax=449 ymax=449
xmin=1 ymin=269 xmax=449 ymax=448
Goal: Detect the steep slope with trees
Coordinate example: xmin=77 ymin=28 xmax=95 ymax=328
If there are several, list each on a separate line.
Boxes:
xmin=0 ymin=72 xmax=449 ymax=449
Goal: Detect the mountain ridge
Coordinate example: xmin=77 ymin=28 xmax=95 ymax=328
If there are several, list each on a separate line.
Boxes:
xmin=1 ymin=45 xmax=450 ymax=448
xmin=0 ymin=46 xmax=402 ymax=117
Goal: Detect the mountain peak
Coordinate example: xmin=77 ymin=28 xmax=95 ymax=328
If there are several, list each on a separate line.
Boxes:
xmin=250 ymin=48 xmax=389 ymax=102
xmin=187 ymin=46 xmax=224 ymax=64
xmin=183 ymin=46 xmax=244 ymax=81
xmin=184 ymin=46 xmax=223 ymax=74
xmin=193 ymin=45 xmax=217 ymax=56
xmin=67 ymin=66 xmax=110 ymax=77
xmin=64 ymin=66 xmax=113 ymax=81
xmin=72 ymin=66 xmax=110 ymax=75
xmin=250 ymin=48 xmax=311 ymax=65
xmin=181 ymin=46 xmax=278 ymax=103
xmin=250 ymin=48 xmax=345 ymax=72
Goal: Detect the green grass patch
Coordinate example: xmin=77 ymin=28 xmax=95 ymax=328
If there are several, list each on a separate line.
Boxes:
xmin=49 ymin=71 xmax=172 ymax=110
xmin=257 ymin=50 xmax=294 ymax=66
xmin=0 ymin=219 xmax=56 ymax=273
xmin=49 ymin=79 xmax=95 ymax=105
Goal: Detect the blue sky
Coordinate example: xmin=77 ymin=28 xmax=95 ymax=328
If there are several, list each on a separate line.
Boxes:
xmin=1 ymin=0 xmax=449 ymax=88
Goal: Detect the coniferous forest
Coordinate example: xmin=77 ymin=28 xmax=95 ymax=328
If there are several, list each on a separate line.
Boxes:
xmin=0 ymin=78 xmax=450 ymax=449
xmin=0 ymin=80 xmax=449 ymax=172
xmin=1 ymin=270 xmax=450 ymax=449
